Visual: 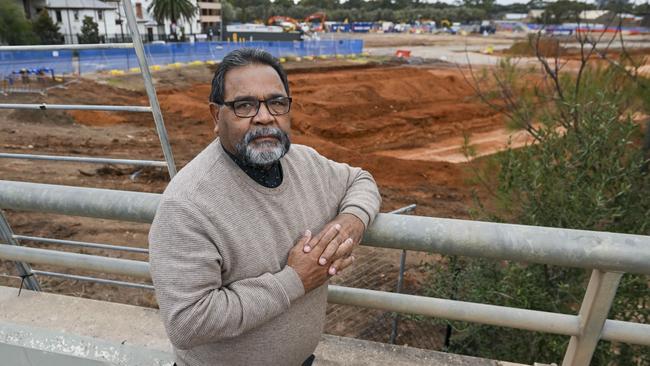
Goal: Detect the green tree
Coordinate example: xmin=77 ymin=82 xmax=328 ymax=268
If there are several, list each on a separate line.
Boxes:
xmin=539 ymin=0 xmax=592 ymax=24
xmin=147 ymin=0 xmax=197 ymax=40
xmin=221 ymin=0 xmax=237 ymax=23
xmin=32 ymin=11 xmax=63 ymax=45
xmin=78 ymin=16 xmax=100 ymax=44
xmin=426 ymin=36 xmax=649 ymax=365
xmin=0 ymin=0 xmax=37 ymax=45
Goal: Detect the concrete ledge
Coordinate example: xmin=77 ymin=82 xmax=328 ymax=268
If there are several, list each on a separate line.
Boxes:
xmin=0 ymin=286 xmax=528 ymax=365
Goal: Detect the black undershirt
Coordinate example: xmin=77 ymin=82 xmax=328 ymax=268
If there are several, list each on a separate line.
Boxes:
xmin=223 ymin=144 xmax=283 ymax=188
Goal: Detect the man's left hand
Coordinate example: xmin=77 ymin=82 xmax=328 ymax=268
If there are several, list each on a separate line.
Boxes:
xmin=303 ymin=213 xmax=365 ymax=275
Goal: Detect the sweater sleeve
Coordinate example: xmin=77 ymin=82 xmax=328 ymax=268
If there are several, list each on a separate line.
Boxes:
xmin=309 ymin=148 xmax=382 ymax=228
xmin=148 ymin=198 xmax=305 ymax=350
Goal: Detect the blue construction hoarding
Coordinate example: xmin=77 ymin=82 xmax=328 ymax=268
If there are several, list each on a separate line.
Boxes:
xmin=0 ymin=39 xmax=364 ymax=78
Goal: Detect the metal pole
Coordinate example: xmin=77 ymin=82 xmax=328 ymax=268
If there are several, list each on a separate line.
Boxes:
xmin=387 ymin=204 xmax=416 ymax=345
xmin=31 ymin=270 xmax=154 ymax=290
xmin=0 ymin=245 xmax=150 ymax=279
xmin=328 ymin=285 xmax=581 ymax=337
xmin=13 ymin=235 xmax=149 ymax=254
xmin=121 ymin=0 xmax=177 ymax=178
xmin=562 ymin=270 xmax=624 ymax=366
xmin=0 ymin=153 xmax=167 ymax=167
xmin=0 ymin=103 xmax=151 ymax=112
xmin=0 ymin=43 xmax=135 ymax=51
xmin=0 ymin=211 xmax=40 ymax=291
xmin=389 ymin=248 xmax=407 ymax=344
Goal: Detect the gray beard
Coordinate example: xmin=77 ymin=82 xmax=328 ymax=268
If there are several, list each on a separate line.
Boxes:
xmin=235 ymin=127 xmax=291 ymax=166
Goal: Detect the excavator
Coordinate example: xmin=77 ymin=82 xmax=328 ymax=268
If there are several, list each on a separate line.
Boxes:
xmin=267 ymin=16 xmax=302 ymax=32
xmin=305 ymin=12 xmax=327 ymax=32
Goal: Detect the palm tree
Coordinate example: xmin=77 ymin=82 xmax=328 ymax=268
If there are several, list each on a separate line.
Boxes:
xmin=147 ymin=0 xmax=197 ymax=41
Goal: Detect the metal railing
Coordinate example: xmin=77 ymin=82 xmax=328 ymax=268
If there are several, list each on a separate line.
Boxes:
xmin=0 ymin=3 xmax=176 ymax=176
xmin=0 ymin=180 xmax=648 ymax=366
xmin=0 ymin=1 xmax=178 ymax=294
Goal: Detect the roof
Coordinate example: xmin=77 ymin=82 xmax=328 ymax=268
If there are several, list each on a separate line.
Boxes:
xmin=504 ymin=13 xmax=527 ymax=20
xmin=579 ymin=10 xmax=608 ymax=20
xmin=46 ymin=0 xmax=117 ymax=10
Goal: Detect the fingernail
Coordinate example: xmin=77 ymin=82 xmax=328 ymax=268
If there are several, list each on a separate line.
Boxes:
xmin=319 ymin=257 xmax=327 ymax=265
xmin=334 ymin=224 xmax=341 ymax=230
xmin=345 ymin=238 xmax=353 ymax=244
xmin=303 ymin=245 xmax=311 ymax=253
xmin=351 ymin=256 xmax=356 ymax=262
xmin=304 ymin=230 xmax=311 ymax=237
xmin=329 ymin=267 xmax=337 ymax=275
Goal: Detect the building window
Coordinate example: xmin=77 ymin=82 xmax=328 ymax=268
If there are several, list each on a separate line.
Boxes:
xmin=73 ymin=10 xmax=79 ymax=21
xmin=55 ymin=10 xmax=62 ymax=23
xmin=98 ymin=10 xmax=102 ymax=20
xmin=135 ymin=3 xmax=143 ymax=19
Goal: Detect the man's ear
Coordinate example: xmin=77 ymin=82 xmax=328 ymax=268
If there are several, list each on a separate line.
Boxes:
xmin=208 ymin=102 xmax=220 ymax=135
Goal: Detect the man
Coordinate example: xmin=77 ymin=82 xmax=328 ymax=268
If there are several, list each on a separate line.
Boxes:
xmin=149 ymin=48 xmax=381 ymax=366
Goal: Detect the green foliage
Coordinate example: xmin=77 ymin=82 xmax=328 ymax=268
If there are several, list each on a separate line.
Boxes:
xmin=0 ymin=0 xmax=38 ymax=45
xmin=32 ymin=11 xmax=63 ymax=45
xmin=538 ymin=0 xmax=592 ymax=24
xmin=227 ymin=4 xmax=486 ymax=24
xmin=78 ymin=16 xmax=100 ymax=44
xmin=424 ymin=44 xmax=650 ymax=364
xmin=147 ymin=0 xmax=197 ymax=30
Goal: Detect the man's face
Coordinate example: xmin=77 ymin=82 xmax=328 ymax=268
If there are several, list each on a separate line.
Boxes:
xmin=210 ymin=64 xmax=291 ymax=166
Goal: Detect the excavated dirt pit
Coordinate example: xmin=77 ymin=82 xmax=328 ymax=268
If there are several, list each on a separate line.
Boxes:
xmin=0 ymin=61 xmax=512 ymax=349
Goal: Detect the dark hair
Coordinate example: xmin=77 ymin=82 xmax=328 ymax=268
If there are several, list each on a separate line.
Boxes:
xmin=209 ymin=48 xmax=290 ymax=104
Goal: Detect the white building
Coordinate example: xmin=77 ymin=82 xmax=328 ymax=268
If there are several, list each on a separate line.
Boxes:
xmin=18 ymin=0 xmax=217 ymax=44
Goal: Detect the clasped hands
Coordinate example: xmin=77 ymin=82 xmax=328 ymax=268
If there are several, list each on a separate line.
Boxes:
xmin=287 ymin=213 xmax=364 ymax=292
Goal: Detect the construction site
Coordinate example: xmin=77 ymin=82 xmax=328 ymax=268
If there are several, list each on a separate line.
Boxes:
xmin=1 ymin=28 xmax=649 ymax=366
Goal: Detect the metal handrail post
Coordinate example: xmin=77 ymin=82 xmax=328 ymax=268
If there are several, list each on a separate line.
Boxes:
xmin=0 ymin=211 xmax=40 ymax=291
xmin=562 ymin=270 xmax=624 ymax=366
xmin=121 ymin=0 xmax=177 ymax=178
xmin=387 ymin=204 xmax=417 ymax=345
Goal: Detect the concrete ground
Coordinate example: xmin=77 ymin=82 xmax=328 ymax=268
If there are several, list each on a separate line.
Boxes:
xmin=0 ymin=286 xmax=528 ymax=366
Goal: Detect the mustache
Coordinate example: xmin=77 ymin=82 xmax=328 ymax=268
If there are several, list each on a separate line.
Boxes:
xmin=243 ymin=127 xmax=286 ymax=145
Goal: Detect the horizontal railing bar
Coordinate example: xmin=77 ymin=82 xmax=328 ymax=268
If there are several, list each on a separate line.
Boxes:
xmin=2 ymin=244 xmax=647 ymax=346
xmin=0 ymin=154 xmax=167 ymax=167
xmin=0 ymin=104 xmax=151 ymax=113
xmin=388 ymin=204 xmax=416 ymax=215
xmin=601 ymin=319 xmax=650 ymax=346
xmin=0 ymin=43 xmax=134 ymax=51
xmin=328 ymin=285 xmax=580 ymax=337
xmin=1 ymin=181 xmax=648 ymax=275
xmin=31 ymin=270 xmax=153 ymax=290
xmin=13 ymin=235 xmax=148 ymax=254
xmin=0 ymin=244 xmax=149 ymax=279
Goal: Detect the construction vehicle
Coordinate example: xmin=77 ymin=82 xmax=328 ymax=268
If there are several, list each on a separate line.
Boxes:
xmin=267 ymin=16 xmax=302 ymax=32
xmin=305 ymin=12 xmax=327 ymax=32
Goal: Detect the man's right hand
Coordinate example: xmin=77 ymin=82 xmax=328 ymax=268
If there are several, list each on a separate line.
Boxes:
xmin=287 ymin=230 xmax=355 ymax=292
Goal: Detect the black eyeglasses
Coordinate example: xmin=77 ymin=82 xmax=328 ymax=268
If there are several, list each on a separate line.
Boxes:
xmin=222 ymin=97 xmax=292 ymax=118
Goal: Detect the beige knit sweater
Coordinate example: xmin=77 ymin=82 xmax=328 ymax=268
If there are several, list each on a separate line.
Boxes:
xmin=149 ymin=139 xmax=381 ymax=366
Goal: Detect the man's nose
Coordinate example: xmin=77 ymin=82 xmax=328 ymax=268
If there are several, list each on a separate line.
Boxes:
xmin=252 ymin=101 xmax=274 ymax=124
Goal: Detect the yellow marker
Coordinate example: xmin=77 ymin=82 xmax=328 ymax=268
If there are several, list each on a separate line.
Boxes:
xmin=279 ymin=57 xmax=287 ymax=63
xmin=129 ymin=67 xmax=140 ymax=73
xmin=150 ymin=65 xmax=162 ymax=71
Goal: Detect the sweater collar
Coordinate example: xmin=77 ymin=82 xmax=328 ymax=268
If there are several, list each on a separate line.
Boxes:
xmin=221 ymin=142 xmax=283 ymax=189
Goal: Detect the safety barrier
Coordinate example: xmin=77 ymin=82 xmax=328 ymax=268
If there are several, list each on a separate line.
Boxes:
xmin=0 ymin=180 xmax=648 ymax=366
xmin=0 ymin=39 xmax=364 ymax=76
